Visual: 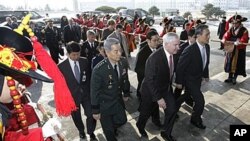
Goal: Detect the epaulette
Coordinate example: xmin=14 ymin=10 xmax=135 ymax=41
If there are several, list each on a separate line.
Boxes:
xmin=94 ymin=59 xmax=106 ymax=69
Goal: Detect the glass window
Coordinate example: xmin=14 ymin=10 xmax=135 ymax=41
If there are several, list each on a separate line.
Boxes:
xmin=0 ymin=11 xmax=13 ymax=17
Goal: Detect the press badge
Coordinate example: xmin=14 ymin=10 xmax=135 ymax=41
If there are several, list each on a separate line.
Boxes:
xmin=82 ymin=71 xmax=86 ymax=82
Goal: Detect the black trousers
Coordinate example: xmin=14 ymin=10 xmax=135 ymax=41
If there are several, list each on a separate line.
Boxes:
xmin=174 ymin=87 xmax=193 ymax=108
xmin=187 ymin=84 xmax=205 ymax=123
xmin=71 ymin=99 xmax=96 ymax=135
xmin=47 ymin=44 xmax=59 ymax=64
xmin=161 ymin=92 xmax=177 ymax=136
xmin=100 ymin=104 xmax=127 ymax=141
xmin=137 ymin=101 xmax=160 ymax=130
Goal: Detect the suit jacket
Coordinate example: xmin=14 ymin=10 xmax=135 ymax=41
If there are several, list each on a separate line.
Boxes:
xmin=91 ymin=58 xmax=130 ymax=115
xmin=173 ymin=42 xmax=190 ymax=71
xmin=101 ymin=28 xmax=114 ymax=41
xmin=140 ymin=47 xmax=172 ymax=102
xmin=80 ymin=40 xmax=99 ymax=60
xmin=135 ymin=44 xmax=153 ymax=81
xmin=63 ymin=24 xmax=81 ymax=44
xmin=58 ymin=57 xmax=90 ymax=105
xmin=45 ymin=26 xmax=60 ymax=48
xmin=217 ymin=20 xmax=226 ymax=39
xmin=108 ymin=31 xmax=129 ymax=58
xmin=180 ymin=30 xmax=188 ymax=41
xmin=175 ymin=42 xmax=210 ymax=88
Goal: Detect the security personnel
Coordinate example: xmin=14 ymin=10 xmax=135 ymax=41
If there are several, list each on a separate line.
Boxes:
xmin=91 ymin=38 xmax=130 ymax=141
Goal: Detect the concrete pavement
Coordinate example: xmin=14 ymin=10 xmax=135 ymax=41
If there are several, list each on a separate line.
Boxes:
xmin=26 ymin=45 xmax=250 ymax=141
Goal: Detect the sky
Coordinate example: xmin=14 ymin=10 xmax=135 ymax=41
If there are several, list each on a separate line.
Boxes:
xmin=0 ymin=0 xmax=135 ymax=10
xmin=0 ymin=0 xmax=74 ymax=10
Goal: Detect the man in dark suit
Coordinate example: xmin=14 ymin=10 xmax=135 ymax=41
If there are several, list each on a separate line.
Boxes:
xmin=180 ymin=23 xmax=190 ymax=43
xmin=134 ymin=30 xmax=162 ymax=129
xmin=175 ymin=24 xmax=210 ymax=130
xmin=136 ymin=32 xmax=180 ymax=141
xmin=58 ymin=42 xmax=97 ymax=140
xmin=44 ymin=19 xmax=61 ymax=64
xmin=91 ymin=38 xmax=130 ymax=141
xmin=63 ymin=18 xmax=81 ymax=45
xmin=174 ymin=28 xmax=196 ymax=107
xmin=81 ymin=30 xmax=99 ymax=68
xmin=101 ymin=19 xmax=116 ymax=41
xmin=91 ymin=42 xmax=106 ymax=69
xmin=217 ymin=16 xmax=226 ymax=50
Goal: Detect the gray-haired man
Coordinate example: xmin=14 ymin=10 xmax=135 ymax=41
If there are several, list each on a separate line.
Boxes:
xmin=91 ymin=38 xmax=130 ymax=141
xmin=137 ymin=32 xmax=180 ymax=141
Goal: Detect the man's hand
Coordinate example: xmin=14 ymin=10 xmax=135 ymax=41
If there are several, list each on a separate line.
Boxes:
xmin=123 ymin=96 xmax=129 ymax=102
xmin=157 ymin=98 xmax=166 ymax=110
xmin=93 ymin=114 xmax=100 ymax=120
xmin=176 ymin=84 xmax=183 ymax=89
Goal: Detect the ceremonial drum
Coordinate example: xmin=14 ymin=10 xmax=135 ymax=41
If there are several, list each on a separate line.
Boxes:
xmin=224 ymin=43 xmax=234 ymax=53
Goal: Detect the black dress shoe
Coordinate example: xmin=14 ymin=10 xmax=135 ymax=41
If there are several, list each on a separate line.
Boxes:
xmin=90 ymin=133 xmax=97 ymax=141
xmin=224 ymin=78 xmax=232 ymax=83
xmin=232 ymin=79 xmax=236 ymax=85
xmin=79 ymin=133 xmax=86 ymax=139
xmin=114 ymin=129 xmax=118 ymax=136
xmin=160 ymin=132 xmax=176 ymax=141
xmin=136 ymin=123 xmax=148 ymax=137
xmin=190 ymin=120 xmax=206 ymax=129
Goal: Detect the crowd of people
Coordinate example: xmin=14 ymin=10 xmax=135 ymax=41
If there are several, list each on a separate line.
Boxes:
xmin=0 ymin=11 xmax=249 ymax=141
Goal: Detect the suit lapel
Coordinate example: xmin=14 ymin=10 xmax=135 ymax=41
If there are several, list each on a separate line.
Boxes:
xmin=79 ymin=59 xmax=83 ymax=80
xmin=160 ymin=47 xmax=169 ymax=70
xmin=66 ymin=59 xmax=78 ymax=83
xmin=118 ymin=60 xmax=123 ymax=80
xmin=194 ymin=43 xmax=203 ymax=70
xmin=106 ymin=59 xmax=117 ymax=80
xmin=160 ymin=47 xmax=172 ymax=81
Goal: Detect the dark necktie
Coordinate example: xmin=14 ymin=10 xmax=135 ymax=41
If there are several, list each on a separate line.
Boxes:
xmin=74 ymin=61 xmax=80 ymax=83
xmin=169 ymin=55 xmax=173 ymax=78
xmin=114 ymin=64 xmax=119 ymax=78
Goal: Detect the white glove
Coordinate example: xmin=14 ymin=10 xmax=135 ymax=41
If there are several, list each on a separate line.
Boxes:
xmin=234 ymin=41 xmax=239 ymax=46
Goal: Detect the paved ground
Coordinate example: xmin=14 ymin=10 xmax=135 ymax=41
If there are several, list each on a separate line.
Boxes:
xmin=26 ymin=24 xmax=250 ymax=141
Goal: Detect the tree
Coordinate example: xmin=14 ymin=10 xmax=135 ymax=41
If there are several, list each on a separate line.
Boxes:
xmin=201 ymin=3 xmax=214 ymax=19
xmin=148 ymin=6 xmax=160 ymax=17
xmin=183 ymin=11 xmax=192 ymax=19
xmin=213 ymin=7 xmax=226 ymax=19
xmin=16 ymin=6 xmax=24 ymax=10
xmin=44 ymin=4 xmax=51 ymax=11
xmin=61 ymin=7 xmax=69 ymax=11
xmin=116 ymin=6 xmax=127 ymax=12
xmin=95 ymin=6 xmax=116 ymax=13
xmin=0 ymin=4 xmax=11 ymax=10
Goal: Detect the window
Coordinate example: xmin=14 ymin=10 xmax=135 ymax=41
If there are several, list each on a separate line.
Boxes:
xmin=0 ymin=11 xmax=13 ymax=17
xmin=126 ymin=10 xmax=133 ymax=17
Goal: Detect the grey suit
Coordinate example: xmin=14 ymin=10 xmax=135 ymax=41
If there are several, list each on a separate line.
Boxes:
xmin=108 ymin=32 xmax=129 ymax=58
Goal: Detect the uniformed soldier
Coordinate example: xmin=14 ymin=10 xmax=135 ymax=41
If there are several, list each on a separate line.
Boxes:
xmin=91 ymin=38 xmax=130 ymax=141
